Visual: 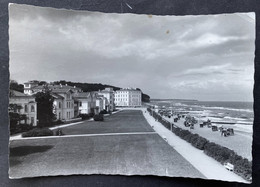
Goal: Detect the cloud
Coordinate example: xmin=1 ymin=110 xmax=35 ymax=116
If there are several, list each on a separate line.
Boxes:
xmin=9 ymin=4 xmax=255 ymax=101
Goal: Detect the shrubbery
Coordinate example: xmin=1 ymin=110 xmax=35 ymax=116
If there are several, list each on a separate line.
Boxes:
xmin=93 ymin=114 xmax=104 ymax=121
xmin=79 ymin=114 xmax=91 ymax=120
xmin=204 ymin=142 xmax=252 ymax=180
xmin=148 ymin=108 xmax=252 ymax=181
xmin=89 ymin=113 xmax=95 ymax=118
xmin=99 ymin=110 xmax=108 ymax=114
xmin=10 ymin=123 xmax=34 ymax=135
xmin=22 ymin=128 xmax=53 ymax=137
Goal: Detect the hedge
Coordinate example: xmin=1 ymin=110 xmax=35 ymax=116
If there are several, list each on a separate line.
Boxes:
xmin=93 ymin=114 xmax=104 ymax=121
xmin=22 ymin=128 xmax=53 ymax=137
xmin=10 ymin=123 xmax=34 ymax=135
xmin=79 ymin=114 xmax=91 ymax=120
xmin=99 ymin=110 xmax=108 ymax=114
xmin=147 ymin=108 xmax=252 ymax=181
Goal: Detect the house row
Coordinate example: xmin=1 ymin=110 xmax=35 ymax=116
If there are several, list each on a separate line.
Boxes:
xmin=9 ymin=81 xmax=115 ymax=126
xmin=9 ymin=81 xmax=142 ymax=126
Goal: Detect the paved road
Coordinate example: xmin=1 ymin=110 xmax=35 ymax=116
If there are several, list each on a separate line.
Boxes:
xmin=9 ymin=110 xmax=205 ymax=179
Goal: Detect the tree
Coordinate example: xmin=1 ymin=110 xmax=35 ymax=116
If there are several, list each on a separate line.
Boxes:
xmin=10 ymin=80 xmax=24 ymax=93
xmin=136 ymin=88 xmax=150 ymax=102
xmin=35 ymin=91 xmax=55 ymax=127
xmin=9 ymin=104 xmax=27 ymax=134
xmin=38 ymin=81 xmax=47 ymax=85
xmin=142 ymin=93 xmax=150 ymax=102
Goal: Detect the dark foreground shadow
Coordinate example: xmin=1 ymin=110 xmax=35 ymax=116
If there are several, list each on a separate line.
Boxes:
xmin=9 ymin=145 xmax=53 ymax=157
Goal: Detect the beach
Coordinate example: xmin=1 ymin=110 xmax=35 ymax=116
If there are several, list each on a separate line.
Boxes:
xmin=146 ymin=100 xmax=253 ymax=161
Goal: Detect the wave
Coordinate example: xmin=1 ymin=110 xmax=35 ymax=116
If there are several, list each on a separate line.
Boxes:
xmin=200 ymin=106 xmax=253 ymax=113
xmin=173 ymin=103 xmax=188 ymax=107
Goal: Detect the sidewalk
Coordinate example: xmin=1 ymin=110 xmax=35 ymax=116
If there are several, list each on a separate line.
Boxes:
xmin=141 ymin=108 xmax=248 ymax=183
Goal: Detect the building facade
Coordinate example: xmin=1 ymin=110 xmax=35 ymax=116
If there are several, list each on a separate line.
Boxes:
xmin=9 ymin=90 xmax=37 ymax=126
xmin=98 ymin=87 xmax=115 ymax=112
xmin=115 ymin=88 xmax=142 ymax=107
xmin=51 ymin=93 xmax=64 ymax=120
xmin=73 ymin=92 xmax=96 ymax=115
xmin=52 ymin=89 xmax=75 ymax=121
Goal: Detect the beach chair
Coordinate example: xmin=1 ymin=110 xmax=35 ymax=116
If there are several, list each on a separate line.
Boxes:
xmin=221 ymin=129 xmax=227 ymax=137
xmin=212 ymin=125 xmax=218 ymax=131
xmin=227 ymin=128 xmax=234 ymax=136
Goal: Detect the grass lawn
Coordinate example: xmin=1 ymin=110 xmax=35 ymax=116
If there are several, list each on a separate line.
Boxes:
xmin=9 ymin=110 xmax=204 ymax=179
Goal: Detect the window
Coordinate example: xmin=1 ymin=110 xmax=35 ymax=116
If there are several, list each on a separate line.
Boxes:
xmin=31 ymin=105 xmax=35 ymax=112
xmin=59 ymin=102 xmax=61 ymax=108
xmin=59 ymin=112 xmax=61 ymax=119
xmin=79 ymin=102 xmax=82 ymax=107
xmin=24 ymin=105 xmax=28 ymax=112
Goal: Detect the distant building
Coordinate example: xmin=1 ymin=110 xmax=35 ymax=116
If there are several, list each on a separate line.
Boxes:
xmin=23 ymin=81 xmax=83 ymax=121
xmin=73 ymin=92 xmax=97 ymax=115
xmin=52 ymin=89 xmax=75 ymax=121
xmin=97 ymin=94 xmax=109 ymax=112
xmin=98 ymin=87 xmax=115 ymax=111
xmin=9 ymin=90 xmax=37 ymax=126
xmin=23 ymin=81 xmax=82 ymax=95
xmin=23 ymin=81 xmax=40 ymax=95
xmin=51 ymin=93 xmax=64 ymax=120
xmin=115 ymin=88 xmax=142 ymax=107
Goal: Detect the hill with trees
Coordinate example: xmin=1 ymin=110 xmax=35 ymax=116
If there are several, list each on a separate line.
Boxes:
xmin=52 ymin=80 xmax=150 ymax=103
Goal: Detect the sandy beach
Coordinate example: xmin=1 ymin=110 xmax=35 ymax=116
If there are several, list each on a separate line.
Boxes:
xmin=160 ymin=115 xmax=252 ymax=161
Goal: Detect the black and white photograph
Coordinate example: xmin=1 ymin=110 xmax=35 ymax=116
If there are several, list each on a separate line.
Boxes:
xmin=8 ymin=3 xmax=255 ymax=183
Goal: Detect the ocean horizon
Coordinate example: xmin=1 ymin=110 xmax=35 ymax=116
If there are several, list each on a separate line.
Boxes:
xmin=149 ymin=100 xmax=254 ymax=126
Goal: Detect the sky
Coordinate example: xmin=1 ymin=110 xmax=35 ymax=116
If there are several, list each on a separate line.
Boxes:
xmin=9 ymin=4 xmax=255 ymax=101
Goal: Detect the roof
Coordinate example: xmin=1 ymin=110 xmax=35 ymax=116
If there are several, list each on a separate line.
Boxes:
xmin=24 ymin=80 xmax=39 ymax=84
xmin=49 ymin=84 xmax=81 ymax=90
xmin=52 ymin=89 xmax=73 ymax=94
xmin=25 ymin=84 xmax=82 ymax=92
xmin=116 ymin=88 xmax=141 ymax=92
xmin=50 ymin=93 xmax=64 ymax=99
xmin=73 ymin=92 xmax=91 ymax=98
xmin=9 ymin=90 xmax=34 ymax=97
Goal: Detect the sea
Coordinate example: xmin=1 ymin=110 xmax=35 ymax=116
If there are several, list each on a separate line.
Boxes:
xmin=149 ymin=100 xmax=254 ymax=127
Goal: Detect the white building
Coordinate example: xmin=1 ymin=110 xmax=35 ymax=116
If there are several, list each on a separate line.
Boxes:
xmin=9 ymin=90 xmax=37 ymax=126
xmin=98 ymin=87 xmax=115 ymax=112
xmin=115 ymin=88 xmax=142 ymax=107
xmin=52 ymin=89 xmax=75 ymax=121
xmin=23 ymin=81 xmax=39 ymax=95
xmin=73 ymin=92 xmax=97 ymax=115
